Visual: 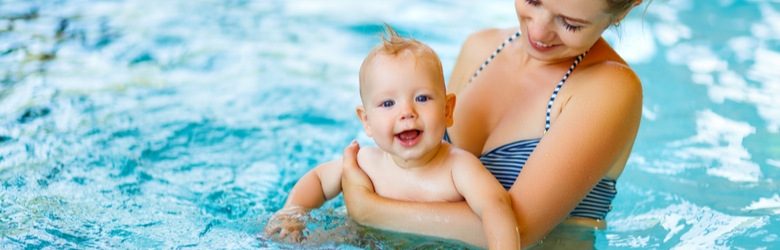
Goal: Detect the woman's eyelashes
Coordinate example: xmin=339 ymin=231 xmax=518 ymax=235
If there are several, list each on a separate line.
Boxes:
xmin=524 ymin=0 xmax=584 ymax=32
xmin=562 ymin=20 xmax=583 ymax=32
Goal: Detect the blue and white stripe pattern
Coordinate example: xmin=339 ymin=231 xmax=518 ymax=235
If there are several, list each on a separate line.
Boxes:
xmin=478 ymin=138 xmax=617 ymax=220
xmin=452 ymin=31 xmax=615 ymax=220
xmin=468 ymin=31 xmax=521 ymax=83
xmin=479 ymin=138 xmax=540 ymax=188
xmin=545 ymin=52 xmax=587 ymax=133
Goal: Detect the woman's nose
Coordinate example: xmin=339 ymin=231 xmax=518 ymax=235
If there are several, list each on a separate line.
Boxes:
xmin=527 ymin=13 xmax=555 ymax=43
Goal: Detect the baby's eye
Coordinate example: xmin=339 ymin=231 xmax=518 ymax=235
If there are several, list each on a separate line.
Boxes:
xmin=380 ymin=100 xmax=395 ymax=108
xmin=415 ymin=95 xmax=430 ymax=103
xmin=525 ymin=0 xmax=541 ymax=6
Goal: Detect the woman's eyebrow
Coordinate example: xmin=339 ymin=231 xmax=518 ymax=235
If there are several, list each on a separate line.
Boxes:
xmin=561 ymin=15 xmax=592 ymax=25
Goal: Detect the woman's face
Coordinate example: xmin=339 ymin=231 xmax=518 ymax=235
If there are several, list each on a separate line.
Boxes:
xmin=515 ymin=0 xmax=615 ymax=61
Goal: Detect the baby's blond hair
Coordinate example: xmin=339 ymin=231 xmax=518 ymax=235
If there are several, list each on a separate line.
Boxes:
xmin=358 ymin=24 xmax=444 ymax=100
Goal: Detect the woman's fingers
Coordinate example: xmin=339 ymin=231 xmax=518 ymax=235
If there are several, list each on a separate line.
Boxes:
xmin=341 ymin=140 xmax=374 ymax=193
xmin=342 ymin=140 xmax=360 ymax=170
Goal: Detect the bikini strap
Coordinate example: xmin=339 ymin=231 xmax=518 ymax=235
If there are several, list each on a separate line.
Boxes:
xmin=468 ymin=30 xmax=522 ymax=84
xmin=465 ymin=30 xmax=589 ymax=133
xmin=544 ymin=51 xmax=588 ymax=133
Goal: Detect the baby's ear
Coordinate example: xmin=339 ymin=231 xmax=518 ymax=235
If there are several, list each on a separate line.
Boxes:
xmin=444 ymin=93 xmax=456 ymax=127
xmin=355 ymin=105 xmax=373 ymax=137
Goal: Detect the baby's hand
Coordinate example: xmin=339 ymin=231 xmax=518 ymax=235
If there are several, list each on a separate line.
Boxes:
xmin=264 ymin=207 xmax=308 ymax=243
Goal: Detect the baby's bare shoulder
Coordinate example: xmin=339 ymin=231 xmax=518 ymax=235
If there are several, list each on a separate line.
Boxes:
xmin=443 ymin=144 xmax=483 ymax=170
xmin=356 ymin=146 xmax=386 ymax=173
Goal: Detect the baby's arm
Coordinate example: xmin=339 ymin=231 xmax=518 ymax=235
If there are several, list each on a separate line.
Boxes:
xmin=452 ymin=153 xmax=520 ymax=250
xmin=264 ymin=158 xmax=344 ymax=242
xmin=285 ymin=158 xmax=345 ymax=208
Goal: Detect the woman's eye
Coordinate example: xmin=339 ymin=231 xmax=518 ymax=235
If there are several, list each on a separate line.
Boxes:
xmin=524 ymin=0 xmax=541 ymax=6
xmin=380 ymin=100 xmax=395 ymax=107
xmin=415 ymin=95 xmax=430 ymax=102
xmin=563 ymin=21 xmax=583 ymax=32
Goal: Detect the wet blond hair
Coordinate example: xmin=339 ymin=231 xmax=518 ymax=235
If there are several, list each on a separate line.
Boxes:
xmin=606 ymin=0 xmax=646 ymax=25
xmin=358 ymin=24 xmax=444 ymax=101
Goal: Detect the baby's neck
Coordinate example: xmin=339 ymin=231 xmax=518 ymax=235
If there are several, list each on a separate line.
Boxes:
xmin=387 ymin=143 xmax=447 ymax=170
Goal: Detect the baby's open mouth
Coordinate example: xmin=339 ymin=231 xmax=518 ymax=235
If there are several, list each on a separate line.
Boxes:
xmin=396 ymin=129 xmax=422 ymax=146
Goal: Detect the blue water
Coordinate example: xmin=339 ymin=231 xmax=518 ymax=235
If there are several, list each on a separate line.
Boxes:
xmin=1 ymin=0 xmax=778 ymax=249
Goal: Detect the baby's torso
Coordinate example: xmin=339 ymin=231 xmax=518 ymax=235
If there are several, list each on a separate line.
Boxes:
xmin=358 ymin=147 xmax=464 ymax=202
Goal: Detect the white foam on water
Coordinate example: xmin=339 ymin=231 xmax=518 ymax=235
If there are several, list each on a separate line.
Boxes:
xmin=668 ymin=110 xmax=760 ymax=182
xmin=743 ymin=194 xmax=780 ymax=215
xmin=746 ymin=48 xmax=780 ymax=133
xmin=768 ymin=159 xmax=780 ymax=168
xmin=610 ymin=201 xmax=768 ymax=249
xmin=236 ymin=162 xmax=281 ymax=195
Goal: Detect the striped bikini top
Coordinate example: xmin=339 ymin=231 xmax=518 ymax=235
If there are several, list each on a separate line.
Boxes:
xmin=446 ymin=31 xmax=616 ymax=220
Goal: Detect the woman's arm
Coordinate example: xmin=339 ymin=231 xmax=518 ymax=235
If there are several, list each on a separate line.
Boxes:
xmin=507 ymin=61 xmax=643 ymax=244
xmin=340 ymin=141 xmax=488 ymax=247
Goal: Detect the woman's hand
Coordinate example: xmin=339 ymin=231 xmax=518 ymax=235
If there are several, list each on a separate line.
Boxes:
xmin=340 ymin=141 xmax=376 ymax=222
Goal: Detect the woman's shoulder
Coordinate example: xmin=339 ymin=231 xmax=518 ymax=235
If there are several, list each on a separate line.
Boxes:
xmin=576 ymin=39 xmax=642 ymax=96
xmin=571 ymin=65 xmax=641 ymax=110
xmin=461 ymin=27 xmax=518 ymax=56
xmin=448 ymin=27 xmax=519 ymax=93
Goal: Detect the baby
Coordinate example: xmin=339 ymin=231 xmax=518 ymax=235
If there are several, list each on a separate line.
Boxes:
xmin=264 ymin=25 xmax=519 ymax=249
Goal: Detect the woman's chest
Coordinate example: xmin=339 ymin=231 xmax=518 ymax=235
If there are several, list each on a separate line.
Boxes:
xmin=451 ymin=71 xmax=558 ymax=152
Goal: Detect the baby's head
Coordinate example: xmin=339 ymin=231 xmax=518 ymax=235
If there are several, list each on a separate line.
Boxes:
xmin=358 ymin=26 xmax=445 ymax=102
xmin=356 ymin=25 xmax=455 ymax=163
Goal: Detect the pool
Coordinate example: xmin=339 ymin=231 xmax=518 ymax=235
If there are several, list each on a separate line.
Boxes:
xmin=1 ymin=0 xmax=778 ymax=249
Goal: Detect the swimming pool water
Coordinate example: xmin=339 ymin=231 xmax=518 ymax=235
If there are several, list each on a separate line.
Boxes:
xmin=1 ymin=0 xmax=778 ymax=249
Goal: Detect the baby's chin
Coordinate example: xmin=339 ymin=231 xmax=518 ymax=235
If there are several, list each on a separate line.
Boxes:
xmin=389 ymin=141 xmax=440 ymax=162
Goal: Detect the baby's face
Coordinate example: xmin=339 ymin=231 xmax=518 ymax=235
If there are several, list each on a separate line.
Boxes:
xmin=358 ymin=53 xmax=453 ymax=163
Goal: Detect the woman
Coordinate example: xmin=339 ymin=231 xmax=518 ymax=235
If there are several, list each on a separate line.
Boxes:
xmin=340 ymin=0 xmax=645 ymax=248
